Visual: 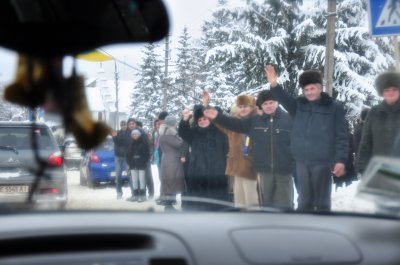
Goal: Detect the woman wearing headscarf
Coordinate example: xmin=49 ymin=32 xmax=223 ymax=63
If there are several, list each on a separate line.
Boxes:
xmin=125 ymin=129 xmax=150 ymax=202
xmin=159 ymin=115 xmax=185 ymax=210
xmin=178 ymin=105 xmax=229 ymax=210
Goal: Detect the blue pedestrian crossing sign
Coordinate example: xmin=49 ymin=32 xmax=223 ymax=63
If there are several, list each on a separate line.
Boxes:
xmin=368 ymin=0 xmax=400 ymax=36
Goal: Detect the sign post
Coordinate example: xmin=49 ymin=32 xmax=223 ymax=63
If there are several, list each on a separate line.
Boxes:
xmin=368 ymin=0 xmax=400 ymax=70
xmin=368 ymin=0 xmax=400 ymax=36
xmin=394 ymin=36 xmax=400 ymax=70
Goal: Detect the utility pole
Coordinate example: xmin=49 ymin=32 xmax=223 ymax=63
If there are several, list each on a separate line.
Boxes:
xmin=324 ymin=0 xmax=336 ymax=97
xmin=163 ymin=36 xmax=170 ymax=111
xmin=394 ymin=36 xmax=400 ymax=71
xmin=114 ymin=60 xmax=119 ymax=129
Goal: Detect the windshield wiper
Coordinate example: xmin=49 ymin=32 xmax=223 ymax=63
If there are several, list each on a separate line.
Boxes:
xmin=0 ymin=145 xmax=19 ymax=155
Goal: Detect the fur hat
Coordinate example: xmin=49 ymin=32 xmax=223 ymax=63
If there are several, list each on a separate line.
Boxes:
xmin=256 ymin=90 xmax=276 ymax=108
xmin=236 ymin=94 xmax=256 ymax=107
xmin=375 ymin=72 xmax=400 ymax=95
xmin=299 ymin=70 xmax=323 ymax=88
xmin=193 ymin=105 xmax=205 ymax=123
xmin=158 ymin=111 xmax=169 ymax=120
xmin=165 ymin=115 xmax=177 ymax=127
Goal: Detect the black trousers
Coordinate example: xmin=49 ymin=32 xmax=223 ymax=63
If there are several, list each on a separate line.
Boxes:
xmin=296 ymin=162 xmax=332 ymax=211
xmin=183 ymin=175 xmax=229 ymax=211
xmin=145 ymin=162 xmax=154 ymax=197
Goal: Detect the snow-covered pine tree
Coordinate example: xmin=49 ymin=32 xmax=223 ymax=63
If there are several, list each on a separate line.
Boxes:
xmin=294 ymin=0 xmax=394 ymax=121
xmin=130 ymin=43 xmax=164 ymax=130
xmin=199 ymin=0 xmax=238 ymax=109
xmin=200 ymin=0 xmax=303 ymax=109
xmin=169 ymin=27 xmax=200 ymax=115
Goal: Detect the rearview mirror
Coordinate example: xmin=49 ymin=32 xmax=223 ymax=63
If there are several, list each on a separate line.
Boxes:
xmin=0 ymin=0 xmax=169 ymax=57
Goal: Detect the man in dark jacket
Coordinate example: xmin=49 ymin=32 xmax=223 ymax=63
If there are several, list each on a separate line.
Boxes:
xmin=266 ymin=65 xmax=348 ymax=211
xmin=204 ymin=91 xmax=294 ymax=209
xmin=111 ymin=120 xmax=128 ymax=199
xmin=357 ymin=72 xmax=400 ymax=173
xmin=354 ymin=108 xmax=370 ymax=158
xmin=135 ymin=120 xmax=154 ymax=199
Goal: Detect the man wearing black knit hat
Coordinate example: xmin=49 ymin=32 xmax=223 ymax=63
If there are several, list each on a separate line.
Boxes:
xmin=266 ymin=65 xmax=348 ymax=212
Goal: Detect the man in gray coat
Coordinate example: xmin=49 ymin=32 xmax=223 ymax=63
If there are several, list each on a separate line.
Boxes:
xmin=266 ymin=65 xmax=348 ymax=211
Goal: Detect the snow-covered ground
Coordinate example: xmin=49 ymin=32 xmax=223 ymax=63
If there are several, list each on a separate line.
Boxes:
xmin=291 ymin=180 xmax=361 ymax=212
xmin=66 ymin=165 xmax=362 ymax=212
xmin=331 ymin=181 xmax=360 ymax=212
xmin=66 ymin=166 xmax=168 ymax=211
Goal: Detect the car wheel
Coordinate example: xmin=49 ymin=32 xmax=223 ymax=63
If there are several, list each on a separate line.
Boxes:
xmin=86 ymin=170 xmax=100 ymax=188
xmin=86 ymin=172 xmax=94 ymax=188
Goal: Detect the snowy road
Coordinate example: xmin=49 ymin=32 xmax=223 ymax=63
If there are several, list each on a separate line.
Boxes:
xmin=65 ymin=165 xmax=359 ymax=212
xmin=65 ymin=166 xmax=167 ymax=211
xmin=67 ymin=162 xmax=359 ymax=211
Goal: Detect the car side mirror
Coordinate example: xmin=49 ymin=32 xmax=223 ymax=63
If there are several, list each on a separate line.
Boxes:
xmin=354 ymin=156 xmax=400 ymax=215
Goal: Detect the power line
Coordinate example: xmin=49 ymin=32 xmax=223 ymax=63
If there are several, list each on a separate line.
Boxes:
xmin=98 ymin=48 xmax=141 ymax=72
xmin=98 ymin=48 xmax=202 ymax=103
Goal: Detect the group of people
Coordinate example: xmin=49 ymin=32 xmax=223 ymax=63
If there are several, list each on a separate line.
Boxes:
xmin=112 ymin=118 xmax=151 ymax=203
xmin=112 ymin=113 xmax=186 ymax=209
xmin=113 ymin=65 xmax=400 ymax=212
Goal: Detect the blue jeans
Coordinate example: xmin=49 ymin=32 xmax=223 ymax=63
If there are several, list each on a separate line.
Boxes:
xmin=130 ymin=170 xmax=146 ymax=190
xmin=115 ymin=156 xmax=128 ymax=195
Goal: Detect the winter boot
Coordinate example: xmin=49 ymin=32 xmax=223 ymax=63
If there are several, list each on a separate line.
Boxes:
xmin=138 ymin=189 xmax=146 ymax=203
xmin=127 ymin=189 xmax=139 ymax=202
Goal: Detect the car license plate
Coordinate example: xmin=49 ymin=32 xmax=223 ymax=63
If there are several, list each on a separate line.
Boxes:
xmin=111 ymin=171 xmax=128 ymax=177
xmin=0 ymin=185 xmax=29 ymax=194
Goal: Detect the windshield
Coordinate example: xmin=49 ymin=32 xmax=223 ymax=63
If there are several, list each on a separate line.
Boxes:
xmin=0 ymin=0 xmax=399 ymax=216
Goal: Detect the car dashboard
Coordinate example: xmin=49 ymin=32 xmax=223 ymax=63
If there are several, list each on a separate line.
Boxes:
xmin=0 ymin=211 xmax=399 ymax=265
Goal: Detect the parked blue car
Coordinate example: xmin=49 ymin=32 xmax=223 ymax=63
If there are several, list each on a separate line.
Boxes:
xmin=79 ymin=136 xmax=129 ymax=187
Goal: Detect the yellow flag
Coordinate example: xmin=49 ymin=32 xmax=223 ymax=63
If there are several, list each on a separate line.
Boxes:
xmin=77 ymin=50 xmax=113 ymax=62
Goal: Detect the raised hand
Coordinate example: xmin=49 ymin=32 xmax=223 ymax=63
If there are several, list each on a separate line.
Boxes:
xmin=203 ymin=108 xmax=218 ymax=120
xmin=264 ymin=64 xmax=278 ymax=88
xmin=182 ymin=109 xmax=191 ymax=121
xmin=202 ymin=90 xmax=210 ymax=106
